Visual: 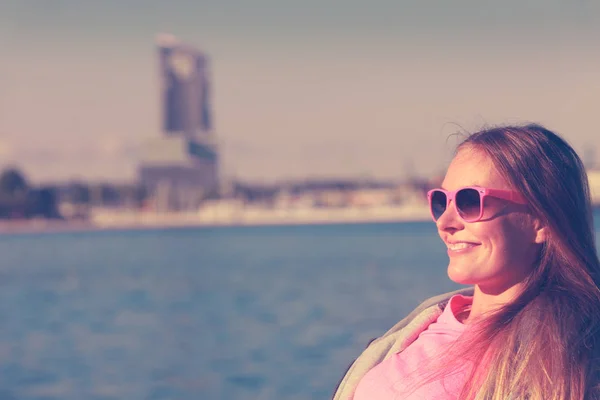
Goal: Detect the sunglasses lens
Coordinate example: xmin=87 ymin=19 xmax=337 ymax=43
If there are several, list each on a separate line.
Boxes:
xmin=430 ymin=190 xmax=447 ymax=220
xmin=456 ymin=188 xmax=482 ymax=221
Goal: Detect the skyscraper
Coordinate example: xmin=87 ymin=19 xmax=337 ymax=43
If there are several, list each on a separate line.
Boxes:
xmin=138 ymin=34 xmax=219 ymax=211
xmin=158 ymin=33 xmax=212 ymax=135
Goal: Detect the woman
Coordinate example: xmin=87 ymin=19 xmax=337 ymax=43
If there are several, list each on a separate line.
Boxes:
xmin=333 ymin=124 xmax=600 ymax=399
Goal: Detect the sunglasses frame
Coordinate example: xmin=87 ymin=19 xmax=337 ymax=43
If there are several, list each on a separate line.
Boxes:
xmin=426 ymin=186 xmax=528 ymax=222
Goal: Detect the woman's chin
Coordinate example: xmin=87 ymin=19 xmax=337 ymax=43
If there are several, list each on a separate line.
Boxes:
xmin=447 ymin=267 xmax=478 ymax=286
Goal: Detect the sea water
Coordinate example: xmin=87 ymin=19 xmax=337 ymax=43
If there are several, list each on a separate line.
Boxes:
xmin=0 ymin=213 xmax=599 ymax=399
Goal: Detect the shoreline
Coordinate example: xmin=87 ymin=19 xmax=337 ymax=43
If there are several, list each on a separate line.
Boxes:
xmin=3 ymin=203 xmax=600 ymax=236
xmin=0 ymin=206 xmax=434 ymax=235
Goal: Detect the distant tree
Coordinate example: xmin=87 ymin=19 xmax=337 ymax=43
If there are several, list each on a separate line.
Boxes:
xmin=118 ymin=184 xmax=148 ymax=208
xmin=68 ymin=182 xmax=91 ymax=204
xmin=0 ymin=168 xmax=29 ymax=218
xmin=27 ymin=187 xmax=62 ymax=219
xmin=99 ymin=184 xmax=120 ymax=206
xmin=0 ymin=168 xmax=28 ymax=198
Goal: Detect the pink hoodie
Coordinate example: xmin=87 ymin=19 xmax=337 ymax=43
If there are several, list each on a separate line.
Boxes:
xmin=353 ymin=295 xmax=472 ymax=400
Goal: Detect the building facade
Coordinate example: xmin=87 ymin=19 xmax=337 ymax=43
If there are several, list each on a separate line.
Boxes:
xmin=157 ymin=34 xmax=212 ymax=135
xmin=138 ymin=34 xmax=220 ymax=211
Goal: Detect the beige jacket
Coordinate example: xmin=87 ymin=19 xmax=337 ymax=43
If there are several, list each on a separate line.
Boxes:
xmin=332 ymin=287 xmax=474 ymax=400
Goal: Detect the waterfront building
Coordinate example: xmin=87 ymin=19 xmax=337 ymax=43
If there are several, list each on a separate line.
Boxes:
xmin=138 ymin=33 xmax=219 ymax=211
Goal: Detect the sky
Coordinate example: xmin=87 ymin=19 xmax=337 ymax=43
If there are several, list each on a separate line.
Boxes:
xmin=1 ymin=0 xmax=600 ymax=184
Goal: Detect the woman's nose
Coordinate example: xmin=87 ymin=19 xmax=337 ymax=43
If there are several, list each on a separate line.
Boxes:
xmin=436 ymin=200 xmax=464 ymax=232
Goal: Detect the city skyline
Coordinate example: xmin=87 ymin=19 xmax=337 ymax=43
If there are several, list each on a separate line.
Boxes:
xmin=1 ymin=0 xmax=600 ymax=184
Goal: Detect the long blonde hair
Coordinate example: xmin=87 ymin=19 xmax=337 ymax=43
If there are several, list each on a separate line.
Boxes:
xmin=453 ymin=124 xmax=600 ymax=399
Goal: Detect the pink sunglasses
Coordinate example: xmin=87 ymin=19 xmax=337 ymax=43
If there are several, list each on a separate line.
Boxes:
xmin=427 ymin=186 xmax=527 ymax=222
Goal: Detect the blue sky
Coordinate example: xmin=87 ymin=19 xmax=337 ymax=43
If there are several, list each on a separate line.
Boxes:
xmin=1 ymin=0 xmax=600 ymax=183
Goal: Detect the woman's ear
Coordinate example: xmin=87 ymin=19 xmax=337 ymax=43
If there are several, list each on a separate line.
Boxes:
xmin=533 ymin=219 xmax=549 ymax=244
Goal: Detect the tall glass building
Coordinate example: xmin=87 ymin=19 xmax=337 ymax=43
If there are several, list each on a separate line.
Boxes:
xmin=138 ymin=34 xmax=219 ymax=211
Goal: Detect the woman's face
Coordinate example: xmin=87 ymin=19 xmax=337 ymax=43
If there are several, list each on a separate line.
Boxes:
xmin=437 ymin=146 xmax=542 ymax=294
